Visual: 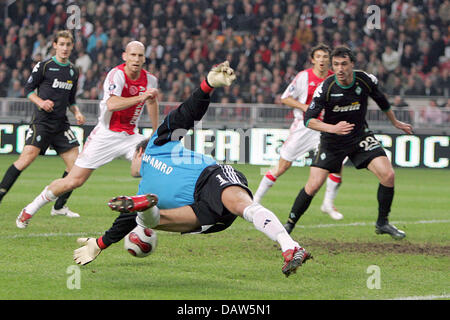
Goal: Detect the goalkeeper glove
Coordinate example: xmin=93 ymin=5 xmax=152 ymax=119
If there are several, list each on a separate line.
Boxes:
xmin=73 ymin=237 xmax=102 ymax=265
xmin=205 ymin=61 xmax=236 ymax=88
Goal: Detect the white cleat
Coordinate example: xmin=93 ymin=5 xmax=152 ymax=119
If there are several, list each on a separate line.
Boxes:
xmin=16 ymin=209 xmax=33 ymax=229
xmin=320 ymin=203 xmax=343 ymax=220
xmin=51 ymin=206 xmax=80 ymax=218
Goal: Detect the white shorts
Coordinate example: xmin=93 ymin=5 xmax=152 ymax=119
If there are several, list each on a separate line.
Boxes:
xmin=75 ymin=125 xmax=146 ymax=169
xmin=279 ymin=118 xmax=320 ymax=162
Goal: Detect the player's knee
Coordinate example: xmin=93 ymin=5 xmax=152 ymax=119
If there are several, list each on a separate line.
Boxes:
xmin=305 ymin=177 xmax=324 ymax=196
xmin=381 ymin=169 xmax=395 ymax=186
xmin=305 ymin=183 xmax=320 ymax=196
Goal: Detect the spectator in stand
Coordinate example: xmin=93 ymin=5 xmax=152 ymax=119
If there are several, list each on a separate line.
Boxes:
xmin=423 ymin=77 xmax=440 ymax=97
xmin=404 ymin=75 xmax=425 ymax=96
xmin=75 ymin=43 xmax=92 ymax=75
xmin=400 ymin=44 xmax=419 ymax=70
xmin=382 ymin=45 xmax=401 ymax=72
xmin=47 ymin=4 xmax=67 ymax=35
xmin=87 ymin=25 xmax=108 ymax=54
xmin=202 ymin=8 xmax=221 ymax=33
xmin=422 ymin=99 xmax=443 ymax=124
xmin=0 ymin=0 xmax=448 ymax=107
xmin=392 ymin=95 xmax=412 ymax=123
xmin=7 ymin=80 xmax=23 ymax=98
xmin=0 ymin=70 xmax=8 ymax=97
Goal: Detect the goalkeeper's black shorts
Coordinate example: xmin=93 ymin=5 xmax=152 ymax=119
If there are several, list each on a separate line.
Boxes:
xmin=187 ymin=164 xmax=253 ymax=235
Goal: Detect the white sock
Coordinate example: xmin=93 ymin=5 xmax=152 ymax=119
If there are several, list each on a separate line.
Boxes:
xmin=25 ymin=186 xmax=57 ymax=215
xmin=253 ymin=171 xmax=277 ymax=203
xmin=323 ymin=174 xmax=341 ymax=207
xmin=243 ymin=203 xmax=299 ymax=252
xmin=136 ymin=206 xmax=160 ymax=228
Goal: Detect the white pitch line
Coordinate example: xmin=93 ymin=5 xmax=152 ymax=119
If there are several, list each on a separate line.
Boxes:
xmin=0 ymin=231 xmax=103 ymax=240
xmin=391 ymin=294 xmax=450 ymax=300
xmin=1 ymin=219 xmax=449 ymax=239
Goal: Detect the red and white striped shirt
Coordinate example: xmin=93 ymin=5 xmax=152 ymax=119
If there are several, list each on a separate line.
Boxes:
xmin=281 ymin=68 xmax=333 ymax=120
xmin=98 ymin=63 xmax=158 ymax=135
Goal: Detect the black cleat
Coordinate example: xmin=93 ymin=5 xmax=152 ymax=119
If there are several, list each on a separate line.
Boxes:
xmin=375 ymin=222 xmax=406 ymax=240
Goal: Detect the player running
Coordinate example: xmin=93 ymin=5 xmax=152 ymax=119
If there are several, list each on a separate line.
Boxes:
xmin=253 ymin=44 xmax=345 ymax=220
xmin=283 ymin=46 xmax=413 ymax=238
xmin=73 ymin=62 xmax=312 ymax=277
xmin=0 ymin=30 xmax=85 ymax=217
xmin=16 ymin=41 xmax=159 ymax=228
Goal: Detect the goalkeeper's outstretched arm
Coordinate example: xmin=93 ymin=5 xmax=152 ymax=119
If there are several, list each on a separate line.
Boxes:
xmin=154 ymin=61 xmax=236 ymax=146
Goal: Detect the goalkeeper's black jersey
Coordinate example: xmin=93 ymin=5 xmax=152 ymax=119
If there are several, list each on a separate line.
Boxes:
xmin=24 ymin=56 xmax=79 ymax=132
xmin=304 ymin=70 xmax=391 ymax=148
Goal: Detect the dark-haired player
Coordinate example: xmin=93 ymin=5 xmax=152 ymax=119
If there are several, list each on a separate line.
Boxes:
xmin=254 ymin=44 xmax=345 ymax=220
xmin=284 ymin=46 xmax=413 ymax=238
xmin=0 ymin=30 xmax=85 ymax=218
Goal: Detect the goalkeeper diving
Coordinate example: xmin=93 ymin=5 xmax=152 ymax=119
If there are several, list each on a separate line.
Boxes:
xmin=74 ymin=61 xmax=312 ymax=277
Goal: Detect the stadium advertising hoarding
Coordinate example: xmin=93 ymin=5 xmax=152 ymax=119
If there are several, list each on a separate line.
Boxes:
xmin=0 ymin=124 xmax=448 ymax=169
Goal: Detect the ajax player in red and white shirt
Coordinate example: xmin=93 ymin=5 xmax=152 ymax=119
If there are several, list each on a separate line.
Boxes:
xmin=253 ymin=44 xmax=345 ymax=220
xmin=17 ymin=41 xmax=159 ymax=228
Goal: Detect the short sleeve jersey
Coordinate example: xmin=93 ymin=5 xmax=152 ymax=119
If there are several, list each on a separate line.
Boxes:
xmin=280 ymin=68 xmax=334 ymax=120
xmin=24 ymin=56 xmax=79 ymax=131
xmin=137 ymin=133 xmax=216 ymax=209
xmin=305 ymin=70 xmax=391 ymax=147
xmin=98 ymin=63 xmax=158 ymax=135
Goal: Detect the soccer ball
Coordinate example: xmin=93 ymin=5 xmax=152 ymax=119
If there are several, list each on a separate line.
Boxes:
xmin=124 ymin=226 xmax=158 ymax=257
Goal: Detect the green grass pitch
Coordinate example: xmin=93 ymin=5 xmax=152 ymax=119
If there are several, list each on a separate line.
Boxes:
xmin=0 ymin=155 xmax=448 ymax=300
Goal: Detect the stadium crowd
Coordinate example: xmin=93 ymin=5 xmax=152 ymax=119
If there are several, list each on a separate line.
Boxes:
xmin=0 ymin=0 xmax=449 ymax=110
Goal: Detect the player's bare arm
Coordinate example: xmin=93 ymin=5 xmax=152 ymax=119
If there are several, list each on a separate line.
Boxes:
xmin=145 ymin=90 xmax=160 ymax=130
xmin=281 ymin=96 xmax=309 ymax=112
xmin=384 ymin=109 xmax=413 ymax=134
xmin=106 ymin=88 xmax=157 ymax=112
xmin=69 ymin=105 xmax=86 ymax=125
xmin=28 ymin=92 xmax=54 ymax=112
xmin=307 ymin=118 xmax=354 ymax=135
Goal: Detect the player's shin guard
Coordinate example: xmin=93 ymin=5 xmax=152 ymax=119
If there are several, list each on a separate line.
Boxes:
xmin=24 ymin=186 xmax=57 ymax=215
xmin=0 ymin=164 xmax=22 ymax=202
xmin=377 ymin=184 xmax=394 ymax=225
xmin=54 ymin=171 xmax=73 ymax=210
xmin=323 ymin=174 xmax=341 ymax=206
xmin=136 ymin=206 xmax=160 ymax=229
xmin=286 ymin=188 xmax=314 ymax=230
xmin=243 ymin=203 xmax=298 ymax=252
xmin=253 ymin=171 xmax=277 ymax=203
